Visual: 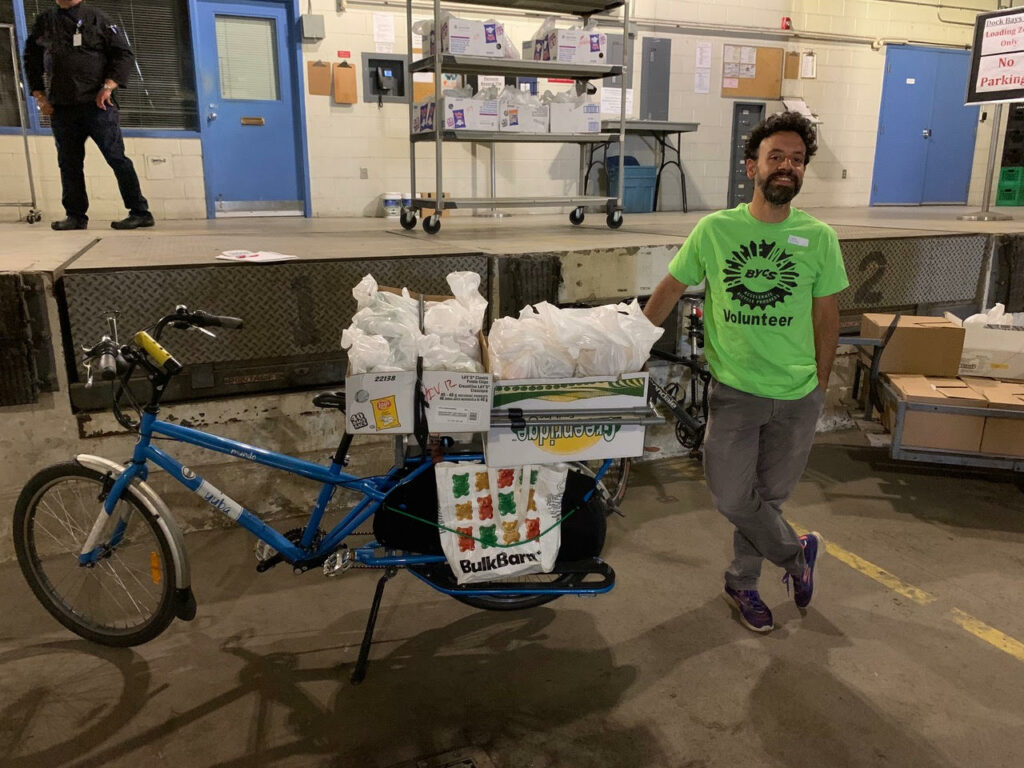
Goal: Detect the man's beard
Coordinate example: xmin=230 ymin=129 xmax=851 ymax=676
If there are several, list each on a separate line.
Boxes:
xmin=758 ymin=170 xmax=801 ymax=205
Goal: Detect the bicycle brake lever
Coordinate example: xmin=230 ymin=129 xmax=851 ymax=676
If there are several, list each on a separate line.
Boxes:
xmin=84 ymin=360 xmax=94 ymax=388
xmin=188 ymin=326 xmax=217 ymax=338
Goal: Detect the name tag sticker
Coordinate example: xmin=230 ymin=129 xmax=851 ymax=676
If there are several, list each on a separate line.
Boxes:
xmin=72 ymin=32 xmax=82 ymax=47
xmin=788 ymin=235 xmax=809 ymax=247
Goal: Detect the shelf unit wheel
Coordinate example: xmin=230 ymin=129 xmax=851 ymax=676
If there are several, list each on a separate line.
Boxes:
xmin=399 ymin=208 xmax=417 ymax=230
xmin=606 ymin=209 xmax=623 ymax=229
xmin=569 ymin=207 xmax=585 ymax=226
xmin=26 ymin=209 xmax=41 ymax=224
xmin=422 ymin=214 xmax=442 ymax=235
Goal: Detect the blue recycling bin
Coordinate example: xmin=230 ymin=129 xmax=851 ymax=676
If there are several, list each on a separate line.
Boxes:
xmin=607 ymin=155 xmax=657 ymax=213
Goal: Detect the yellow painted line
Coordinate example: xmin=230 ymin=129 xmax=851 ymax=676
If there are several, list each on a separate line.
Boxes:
xmin=791 ymin=521 xmax=1024 ymax=663
xmin=790 ymin=521 xmax=936 ymax=605
xmin=949 ymin=609 xmax=1024 ymax=663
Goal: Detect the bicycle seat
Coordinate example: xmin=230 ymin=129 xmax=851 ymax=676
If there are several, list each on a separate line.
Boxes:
xmin=312 ymin=390 xmax=345 ymax=410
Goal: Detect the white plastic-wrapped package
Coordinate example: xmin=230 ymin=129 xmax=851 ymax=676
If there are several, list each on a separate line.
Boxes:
xmin=342 ymin=272 xmax=489 ymax=373
xmin=340 ymin=327 xmax=394 ymax=374
xmin=488 ymin=308 xmax=575 ymax=379
xmin=489 ymin=300 xmax=663 ymax=379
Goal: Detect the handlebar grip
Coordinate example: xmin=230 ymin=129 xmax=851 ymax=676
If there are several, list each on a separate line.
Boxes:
xmin=98 ymin=352 xmax=117 ymax=380
xmin=192 ymin=310 xmax=244 ymax=329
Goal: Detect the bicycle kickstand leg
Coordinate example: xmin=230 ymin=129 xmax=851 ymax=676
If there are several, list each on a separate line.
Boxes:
xmin=351 ymin=566 xmax=397 ymax=685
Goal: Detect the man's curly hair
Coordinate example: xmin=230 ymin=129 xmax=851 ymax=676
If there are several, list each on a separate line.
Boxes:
xmin=744 ymin=111 xmax=818 ymax=163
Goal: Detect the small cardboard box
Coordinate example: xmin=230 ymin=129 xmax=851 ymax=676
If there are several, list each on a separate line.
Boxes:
xmin=536 ymin=29 xmax=607 ymax=64
xmin=500 ymin=100 xmax=549 ymax=132
xmin=886 ymin=375 xmax=988 ymax=453
xmin=437 ymin=17 xmax=505 ymax=57
xmin=970 ymin=378 xmax=1024 ymax=457
xmin=484 ymin=373 xmax=648 ymax=465
xmin=345 ymin=371 xmax=419 ymax=434
xmin=860 ymin=314 xmax=966 ymax=377
xmin=345 ymin=370 xmax=493 ymax=434
xmin=443 ymin=95 xmax=499 ymax=131
xmin=548 ymin=100 xmax=600 ymax=133
xmin=958 ymin=323 xmax=1024 ymax=381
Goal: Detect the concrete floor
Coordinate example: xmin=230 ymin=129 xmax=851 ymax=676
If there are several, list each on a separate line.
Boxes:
xmin=1 ymin=428 xmax=1022 ymax=768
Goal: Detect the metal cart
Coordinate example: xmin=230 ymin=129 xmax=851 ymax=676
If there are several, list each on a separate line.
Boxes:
xmin=880 ymin=376 xmax=1024 ymax=473
xmin=403 ymin=0 xmax=630 ymax=235
xmin=1 ymin=24 xmax=41 ymax=224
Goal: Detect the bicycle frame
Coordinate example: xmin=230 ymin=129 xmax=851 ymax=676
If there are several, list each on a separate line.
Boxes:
xmin=80 ymin=410 xmax=466 ymax=571
xmin=78 ymin=410 xmax=617 ymax=597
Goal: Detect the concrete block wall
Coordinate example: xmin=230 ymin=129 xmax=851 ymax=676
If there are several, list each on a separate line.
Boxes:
xmin=0 ymin=0 xmax=1002 ymax=222
xmin=0 ymin=133 xmax=205 ymax=223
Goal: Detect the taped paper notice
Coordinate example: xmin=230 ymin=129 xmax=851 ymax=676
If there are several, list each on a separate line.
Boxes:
xmin=723 ymin=77 xmax=739 ymax=89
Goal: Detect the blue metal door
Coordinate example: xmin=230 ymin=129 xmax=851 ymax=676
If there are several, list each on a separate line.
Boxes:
xmin=871 ymin=46 xmax=978 ymax=205
xmin=922 ymin=50 xmax=979 ymax=203
xmin=193 ymin=0 xmax=307 ymax=217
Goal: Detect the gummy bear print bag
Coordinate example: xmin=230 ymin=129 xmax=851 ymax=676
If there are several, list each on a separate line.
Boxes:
xmin=435 ymin=462 xmax=566 ymax=585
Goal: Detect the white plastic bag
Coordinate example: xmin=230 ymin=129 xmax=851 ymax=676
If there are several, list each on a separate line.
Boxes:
xmin=488 ymin=308 xmax=575 ymax=379
xmin=436 ymin=462 xmax=565 ymax=585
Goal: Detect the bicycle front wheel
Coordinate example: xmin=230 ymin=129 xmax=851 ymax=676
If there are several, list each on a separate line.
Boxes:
xmin=14 ymin=462 xmax=178 ymax=646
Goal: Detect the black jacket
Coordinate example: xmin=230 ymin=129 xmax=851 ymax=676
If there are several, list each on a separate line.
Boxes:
xmin=24 ymin=3 xmax=134 ymax=106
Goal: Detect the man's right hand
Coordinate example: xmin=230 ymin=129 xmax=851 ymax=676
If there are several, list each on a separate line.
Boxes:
xmin=32 ymin=91 xmax=53 ymax=116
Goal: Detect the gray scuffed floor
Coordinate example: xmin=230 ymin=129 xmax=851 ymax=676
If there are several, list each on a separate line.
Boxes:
xmin=1 ymin=432 xmax=1022 ymax=768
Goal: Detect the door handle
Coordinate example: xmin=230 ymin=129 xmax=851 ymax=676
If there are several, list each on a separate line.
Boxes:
xmin=922 ymin=128 xmax=931 ymax=138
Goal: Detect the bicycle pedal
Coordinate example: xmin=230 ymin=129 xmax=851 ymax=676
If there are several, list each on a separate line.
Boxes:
xmin=323 ymin=546 xmax=354 ymax=577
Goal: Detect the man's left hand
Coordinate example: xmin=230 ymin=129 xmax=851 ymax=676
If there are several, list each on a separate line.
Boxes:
xmin=96 ymin=87 xmax=114 ymax=110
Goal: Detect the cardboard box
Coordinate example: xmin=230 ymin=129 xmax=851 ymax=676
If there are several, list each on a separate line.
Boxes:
xmin=970 ymin=378 xmax=1024 ymax=457
xmin=421 ymin=371 xmax=493 ymax=432
xmin=958 ymin=323 xmax=1024 ymax=381
xmin=500 ymin=100 xmax=549 ymax=132
xmin=886 ymin=375 xmax=988 ymax=453
xmin=345 ymin=370 xmax=493 ymax=434
xmin=548 ymin=100 xmax=600 ymax=133
xmin=534 ymin=29 xmax=607 ymax=64
xmin=860 ymin=314 xmax=965 ymax=377
xmin=345 ymin=371 xmax=419 ymax=434
xmin=443 ymin=95 xmax=499 ymax=131
xmin=435 ymin=17 xmax=505 ymax=57
xmin=485 ymin=373 xmax=648 ymax=465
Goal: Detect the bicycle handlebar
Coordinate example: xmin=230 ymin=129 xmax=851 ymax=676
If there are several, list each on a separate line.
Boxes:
xmin=190 ymin=310 xmax=244 ymax=330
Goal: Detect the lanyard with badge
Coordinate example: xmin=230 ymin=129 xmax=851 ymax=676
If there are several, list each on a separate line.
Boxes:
xmin=72 ymin=19 xmax=83 ymax=47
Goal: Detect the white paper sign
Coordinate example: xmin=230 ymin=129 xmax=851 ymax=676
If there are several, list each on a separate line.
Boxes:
xmin=694 ymin=70 xmax=710 ymax=94
xmin=801 ymin=52 xmax=817 ymax=79
xmin=373 ymin=13 xmax=395 ymax=44
xmin=695 ymin=41 xmax=713 ymax=69
xmin=600 ymin=87 xmax=634 ymax=115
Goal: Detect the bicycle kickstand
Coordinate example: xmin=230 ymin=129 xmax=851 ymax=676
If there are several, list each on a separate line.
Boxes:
xmin=351 ymin=566 xmax=397 ymax=685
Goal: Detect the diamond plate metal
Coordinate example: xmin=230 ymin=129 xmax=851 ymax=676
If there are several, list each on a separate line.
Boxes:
xmin=839 ymin=235 xmax=987 ymax=312
xmin=63 ymin=255 xmax=488 ymax=386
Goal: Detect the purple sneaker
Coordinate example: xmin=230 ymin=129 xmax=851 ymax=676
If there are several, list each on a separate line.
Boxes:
xmin=786 ymin=532 xmax=823 ymax=609
xmin=723 ymin=585 xmax=774 ymax=633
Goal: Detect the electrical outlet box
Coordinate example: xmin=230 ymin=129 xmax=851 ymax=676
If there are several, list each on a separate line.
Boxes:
xmin=300 ymin=14 xmax=325 ymax=41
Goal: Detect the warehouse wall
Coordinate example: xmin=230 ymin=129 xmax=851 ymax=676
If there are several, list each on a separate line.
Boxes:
xmin=0 ymin=0 xmax=1001 ymax=222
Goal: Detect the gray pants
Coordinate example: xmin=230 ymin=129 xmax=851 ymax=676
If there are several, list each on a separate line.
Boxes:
xmin=703 ymin=380 xmax=824 ymax=591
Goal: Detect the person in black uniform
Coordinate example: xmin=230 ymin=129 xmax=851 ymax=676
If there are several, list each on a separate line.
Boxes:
xmin=24 ymin=0 xmax=154 ymax=231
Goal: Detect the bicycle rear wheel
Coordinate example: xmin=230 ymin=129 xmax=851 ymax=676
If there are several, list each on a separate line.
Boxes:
xmin=14 ymin=463 xmax=178 ymax=646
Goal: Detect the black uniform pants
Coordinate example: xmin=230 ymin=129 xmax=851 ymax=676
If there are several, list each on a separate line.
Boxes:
xmin=51 ymin=103 xmax=149 ymax=219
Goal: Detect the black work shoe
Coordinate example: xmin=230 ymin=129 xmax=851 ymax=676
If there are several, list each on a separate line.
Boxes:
xmin=51 ymin=217 xmax=88 ymax=231
xmin=110 ymin=213 xmax=155 ymax=230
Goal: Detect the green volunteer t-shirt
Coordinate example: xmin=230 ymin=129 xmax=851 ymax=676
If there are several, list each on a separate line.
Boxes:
xmin=668 ymin=203 xmax=849 ymax=400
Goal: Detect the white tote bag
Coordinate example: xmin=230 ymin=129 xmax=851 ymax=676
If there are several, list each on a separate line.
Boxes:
xmin=435 ymin=462 xmax=566 ymax=585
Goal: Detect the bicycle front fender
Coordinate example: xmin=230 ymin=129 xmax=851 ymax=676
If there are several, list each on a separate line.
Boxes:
xmin=74 ymin=454 xmax=193 ymax=595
